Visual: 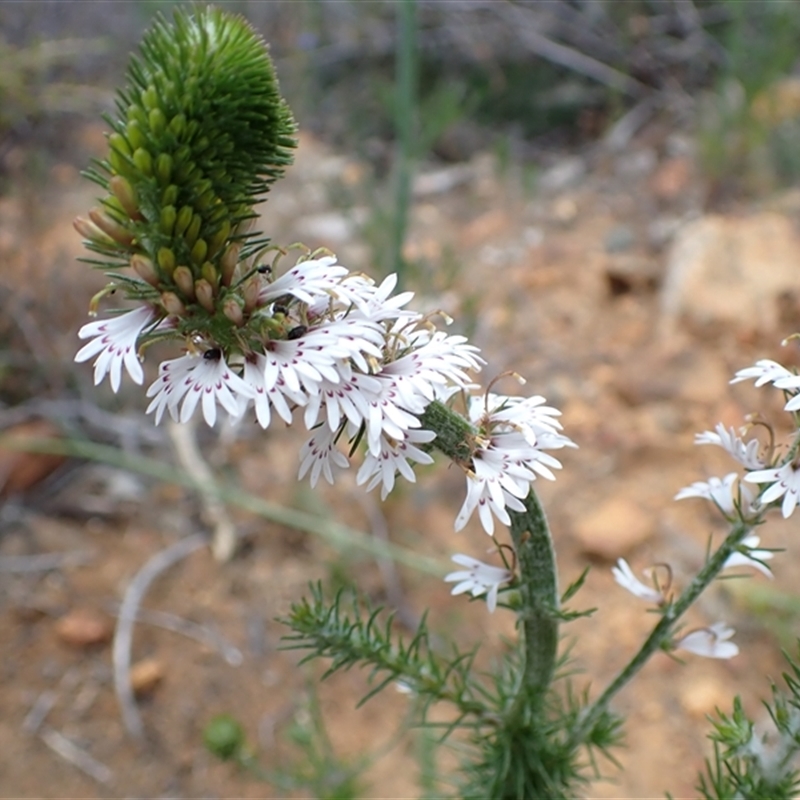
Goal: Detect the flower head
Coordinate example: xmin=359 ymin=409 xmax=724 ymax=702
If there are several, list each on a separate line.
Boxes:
xmin=730 ymin=359 xmax=795 ymax=388
xmin=674 ymin=622 xmax=739 ymax=659
xmin=675 ymin=473 xmax=752 ymax=517
xmin=75 ymin=306 xmax=158 ymax=392
xmin=611 ymin=559 xmax=665 ymax=605
xmin=444 ymin=553 xmax=512 ymax=613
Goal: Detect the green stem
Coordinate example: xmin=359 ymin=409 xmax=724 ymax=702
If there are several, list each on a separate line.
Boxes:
xmin=391 ymin=0 xmax=417 ymax=285
xmin=508 ymin=490 xmax=559 ymax=706
xmin=420 ymin=401 xmax=560 ymax=706
xmin=571 ymin=519 xmax=755 ymax=745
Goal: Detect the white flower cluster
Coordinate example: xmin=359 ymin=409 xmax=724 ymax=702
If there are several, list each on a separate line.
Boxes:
xmin=75 ymin=254 xmax=571 ymax=535
xmin=455 ymin=393 xmax=576 ymax=536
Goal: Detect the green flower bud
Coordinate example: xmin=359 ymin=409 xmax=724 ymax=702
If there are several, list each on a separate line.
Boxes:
xmin=190 ymin=238 xmax=208 ymax=266
xmin=149 ymin=107 xmax=167 ymax=138
xmin=184 ymin=213 xmax=202 ymax=248
xmin=108 ymin=132 xmax=132 ymax=158
xmin=169 ymin=113 xmax=186 ymax=139
xmin=208 ymin=220 xmax=231 ymax=259
xmin=174 ymin=205 xmax=194 ymax=237
xmin=200 ymin=261 xmax=219 ymax=288
xmin=173 ymin=144 xmax=191 ymax=166
xmin=126 ymin=120 xmax=147 ymax=151
xmin=159 ymin=205 xmax=177 ymax=236
xmin=157 ymin=246 xmax=176 ymax=276
xmin=172 ymin=265 xmax=196 ymax=299
xmin=141 ymin=85 xmax=159 ymax=111
xmin=109 ymin=149 xmax=131 ymax=176
xmin=203 ymin=714 xmax=245 ymax=762
xmin=126 ymin=104 xmax=147 ymax=127
xmin=132 ymin=148 xmax=153 ymax=177
xmin=194 ymin=278 xmax=216 ymax=312
xmin=155 ymin=152 xmax=173 ymax=185
xmin=162 ymin=184 xmax=179 ymax=207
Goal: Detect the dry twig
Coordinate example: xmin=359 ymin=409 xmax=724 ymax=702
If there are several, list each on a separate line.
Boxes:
xmin=39 ymin=726 xmax=114 ymax=786
xmin=113 ymin=532 xmax=209 ymax=739
xmin=167 ymin=418 xmax=238 ymax=562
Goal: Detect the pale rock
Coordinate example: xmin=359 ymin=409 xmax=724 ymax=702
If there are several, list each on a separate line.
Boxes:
xmin=661 ymin=212 xmax=800 ymax=334
xmin=55 ymin=608 xmax=113 ymax=648
xmin=573 ymin=497 xmax=653 ymax=560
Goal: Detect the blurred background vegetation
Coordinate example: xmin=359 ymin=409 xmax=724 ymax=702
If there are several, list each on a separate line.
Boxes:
xmin=3 ymin=0 xmax=800 ymax=200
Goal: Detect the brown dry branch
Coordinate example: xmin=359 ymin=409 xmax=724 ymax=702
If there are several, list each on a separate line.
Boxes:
xmin=112 ymin=532 xmax=209 ymax=740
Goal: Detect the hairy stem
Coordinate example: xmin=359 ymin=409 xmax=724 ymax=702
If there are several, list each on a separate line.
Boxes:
xmin=420 ymin=400 xmax=560 ymax=707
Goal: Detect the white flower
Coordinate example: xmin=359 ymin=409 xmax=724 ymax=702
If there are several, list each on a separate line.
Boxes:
xmin=356 ymin=429 xmax=435 ymax=499
xmin=611 ymin=559 xmax=664 ymax=604
xmin=675 ymin=622 xmax=739 ymax=659
xmin=675 ymin=473 xmax=741 ymax=515
xmin=240 ymin=354 xmax=306 ymax=429
xmin=444 ymin=553 xmax=512 ymax=613
xmin=297 ymin=424 xmax=351 ymax=487
xmin=695 ymin=423 xmax=763 ymax=470
xmin=744 ymin=461 xmax=800 ymax=518
xmin=730 ymin=359 xmax=795 ymax=387
xmin=723 ymin=535 xmax=774 ymax=579
xmin=75 ymin=306 xmax=158 ymax=392
xmin=257 ymin=255 xmax=354 ymax=307
xmin=145 ymin=350 xmax=254 ymax=427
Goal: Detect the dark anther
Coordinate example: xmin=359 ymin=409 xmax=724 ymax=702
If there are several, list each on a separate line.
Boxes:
xmin=257 ymin=265 xmax=271 ymax=274
xmin=203 ymin=348 xmax=222 ymax=361
xmin=287 ymin=325 xmax=307 ymax=340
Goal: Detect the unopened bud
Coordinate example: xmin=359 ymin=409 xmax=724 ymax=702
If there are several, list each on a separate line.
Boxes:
xmin=243 ymin=276 xmax=260 ymax=313
xmin=126 ymin=119 xmax=146 ymax=151
xmin=162 ymin=184 xmax=179 ymax=207
xmin=172 ymin=266 xmax=196 ymax=299
xmin=132 ymin=148 xmax=153 ymax=177
xmin=184 ymin=213 xmax=202 ymax=248
xmin=201 ymin=261 xmax=219 ymax=288
xmin=141 ymin=85 xmax=159 ymax=111
xmin=148 ymin=107 xmax=167 ymax=137
xmin=157 ymin=247 xmax=176 ymax=276
xmin=207 ymin=219 xmax=231 ymax=259
xmin=108 ymin=132 xmax=132 ymax=158
xmin=222 ymin=297 xmax=244 ymax=327
xmin=88 ymin=207 xmax=134 ymax=246
xmin=73 ymin=215 xmax=113 ymax=244
xmin=109 ymin=175 xmax=141 ymax=220
xmin=155 ymin=152 xmax=172 ymax=185
xmin=169 ymin=113 xmax=186 ymax=139
xmin=160 ymin=205 xmax=177 ymax=236
xmin=131 ymin=254 xmax=160 ymax=287
xmin=195 ymin=279 xmax=216 ymax=313
xmin=160 ymin=291 xmax=185 ymax=316
xmin=109 ymin=149 xmax=131 ymax=177
xmin=174 ymin=205 xmax=193 ymax=237
xmin=190 ymin=238 xmax=208 ymax=265
xmin=220 ymin=243 xmax=240 ymax=287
